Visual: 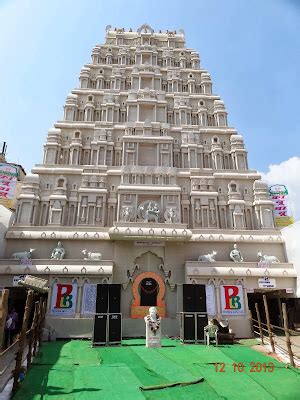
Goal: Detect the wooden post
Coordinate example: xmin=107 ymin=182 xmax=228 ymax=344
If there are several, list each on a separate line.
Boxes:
xmin=0 ymin=289 xmax=9 ymax=349
xmin=37 ymin=298 xmax=45 ymax=347
xmin=27 ymin=301 xmax=39 ymax=369
xmin=282 ymin=302 xmax=295 ymax=368
xmin=12 ymin=290 xmax=34 ymax=394
xmin=263 ymin=295 xmax=276 ymax=353
xmin=39 ymin=299 xmax=46 ymax=345
xmin=255 ymin=303 xmax=264 ymax=345
xmin=249 ymin=310 xmax=254 ymax=338
xmin=32 ymin=301 xmax=41 ymax=357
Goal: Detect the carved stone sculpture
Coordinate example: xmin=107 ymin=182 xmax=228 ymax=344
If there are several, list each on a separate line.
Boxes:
xmin=51 ymin=241 xmax=65 ymax=260
xmin=198 ymin=251 xmax=217 ymax=263
xmin=144 ymin=306 xmax=161 ymax=348
xmin=121 ymin=206 xmax=134 ymax=222
xmin=138 ymin=201 xmax=160 ymax=223
xmin=82 ymin=249 xmax=102 ymax=261
xmin=164 ymin=207 xmax=177 ymax=223
xmin=11 ymin=248 xmax=35 ymax=260
xmin=257 ymin=252 xmax=279 ymax=263
xmin=230 ymin=244 xmax=243 ymax=262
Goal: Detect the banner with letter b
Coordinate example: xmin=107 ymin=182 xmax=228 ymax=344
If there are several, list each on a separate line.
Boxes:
xmin=50 ymin=283 xmax=78 ymax=316
xmin=220 ymin=285 xmax=245 ymax=316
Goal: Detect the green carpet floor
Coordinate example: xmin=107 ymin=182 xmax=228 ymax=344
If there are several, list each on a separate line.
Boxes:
xmin=14 ymin=339 xmax=300 ymax=400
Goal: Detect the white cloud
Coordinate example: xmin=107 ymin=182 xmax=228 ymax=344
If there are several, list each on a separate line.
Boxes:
xmin=260 ymin=156 xmax=300 ymax=222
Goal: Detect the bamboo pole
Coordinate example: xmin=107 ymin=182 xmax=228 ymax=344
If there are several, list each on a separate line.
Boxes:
xmin=32 ymin=301 xmax=41 ymax=357
xmin=282 ymin=302 xmax=295 ymax=368
xmin=0 ymin=289 xmax=9 ymax=349
xmin=255 ymin=302 xmax=264 ymax=345
xmin=37 ymin=298 xmax=46 ymax=347
xmin=249 ymin=310 xmax=255 ymax=338
xmin=12 ymin=290 xmax=34 ymax=394
xmin=263 ymin=295 xmax=276 ymax=353
xmin=27 ymin=301 xmax=39 ymax=369
xmin=39 ymin=299 xmax=46 ymax=345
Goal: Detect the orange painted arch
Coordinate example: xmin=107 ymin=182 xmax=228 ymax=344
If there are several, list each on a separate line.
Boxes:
xmin=131 ymin=271 xmax=166 ymax=319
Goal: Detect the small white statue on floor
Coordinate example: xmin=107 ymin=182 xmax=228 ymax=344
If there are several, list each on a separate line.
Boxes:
xmin=144 ymin=306 xmax=161 ymax=348
xmin=230 ymin=244 xmax=243 ymax=262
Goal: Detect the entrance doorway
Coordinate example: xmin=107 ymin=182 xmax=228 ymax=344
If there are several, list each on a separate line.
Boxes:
xmin=4 ymin=287 xmax=48 ymax=336
xmin=247 ymin=290 xmax=289 ymax=328
xmin=5 ymin=287 xmax=28 ymax=335
xmin=140 ymin=277 xmax=158 ymax=306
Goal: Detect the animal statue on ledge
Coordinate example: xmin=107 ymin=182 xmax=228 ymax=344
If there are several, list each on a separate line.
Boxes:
xmin=198 ymin=251 xmax=217 ymax=263
xmin=82 ymin=249 xmax=102 ymax=261
xmin=257 ymin=252 xmax=279 ymax=263
xmin=11 ymin=248 xmax=35 ymax=260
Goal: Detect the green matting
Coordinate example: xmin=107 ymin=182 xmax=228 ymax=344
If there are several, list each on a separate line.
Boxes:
xmin=14 ymin=338 xmax=300 ymax=400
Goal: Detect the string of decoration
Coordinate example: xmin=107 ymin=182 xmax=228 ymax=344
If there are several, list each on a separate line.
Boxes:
xmin=146 ymin=314 xmax=161 ymax=335
xmin=140 ymin=282 xmax=158 ymax=294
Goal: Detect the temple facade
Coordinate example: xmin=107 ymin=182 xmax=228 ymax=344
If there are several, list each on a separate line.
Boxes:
xmin=1 ymin=25 xmax=297 ymax=338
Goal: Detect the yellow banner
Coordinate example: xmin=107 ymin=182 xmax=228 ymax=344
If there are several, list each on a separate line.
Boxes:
xmin=0 ymin=198 xmax=14 ymax=209
xmin=274 ymin=216 xmax=294 ymax=227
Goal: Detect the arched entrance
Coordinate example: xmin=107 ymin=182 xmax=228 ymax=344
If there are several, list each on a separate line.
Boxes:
xmin=140 ymin=277 xmax=158 ymax=306
xmin=131 ymin=271 xmax=166 ymax=318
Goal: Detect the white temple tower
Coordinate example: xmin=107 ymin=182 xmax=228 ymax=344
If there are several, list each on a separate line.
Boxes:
xmin=2 ymin=25 xmax=297 ymax=338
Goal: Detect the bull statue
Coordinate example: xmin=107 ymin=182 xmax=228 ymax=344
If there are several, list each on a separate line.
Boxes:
xmin=82 ymin=249 xmax=102 ymax=261
xmin=257 ymin=252 xmax=279 ymax=263
xmin=11 ymin=248 xmax=35 ymax=260
xmin=198 ymin=250 xmax=217 ymax=263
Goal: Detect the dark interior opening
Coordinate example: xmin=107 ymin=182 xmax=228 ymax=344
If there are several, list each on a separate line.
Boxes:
xmin=247 ymin=291 xmax=297 ymax=329
xmin=140 ymin=277 xmax=158 ymax=306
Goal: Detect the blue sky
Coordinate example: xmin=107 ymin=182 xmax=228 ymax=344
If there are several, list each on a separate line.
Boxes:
xmin=0 ymin=1 xmax=299 ymax=182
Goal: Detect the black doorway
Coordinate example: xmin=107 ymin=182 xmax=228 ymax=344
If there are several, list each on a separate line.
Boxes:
xmin=140 ymin=277 xmax=158 ymax=306
xmin=247 ymin=292 xmax=281 ymax=327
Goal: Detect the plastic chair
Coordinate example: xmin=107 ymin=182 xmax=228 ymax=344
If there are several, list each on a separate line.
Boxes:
xmin=204 ymin=324 xmax=219 ymax=346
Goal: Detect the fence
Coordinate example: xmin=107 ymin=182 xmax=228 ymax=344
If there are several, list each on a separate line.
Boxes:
xmin=0 ymin=289 xmax=47 ymax=395
xmin=251 ymin=294 xmax=300 ymax=368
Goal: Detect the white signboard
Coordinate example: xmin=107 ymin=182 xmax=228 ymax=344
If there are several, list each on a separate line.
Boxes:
xmin=134 ymin=241 xmax=165 ymax=247
xmin=258 ymin=278 xmax=276 ymax=289
xmin=205 ymin=285 xmax=216 ymax=315
xmin=81 ymin=284 xmax=97 ymax=315
xmin=50 ymin=283 xmax=77 ymax=316
xmin=220 ymin=285 xmax=245 ymax=316
xmin=0 ymin=163 xmax=18 ymax=200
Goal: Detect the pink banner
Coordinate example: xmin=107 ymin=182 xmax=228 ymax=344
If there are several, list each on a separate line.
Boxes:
xmin=0 ymin=163 xmax=18 ymax=200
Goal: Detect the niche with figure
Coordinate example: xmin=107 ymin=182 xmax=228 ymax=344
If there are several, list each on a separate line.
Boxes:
xmin=140 ymin=277 xmax=158 ymax=306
